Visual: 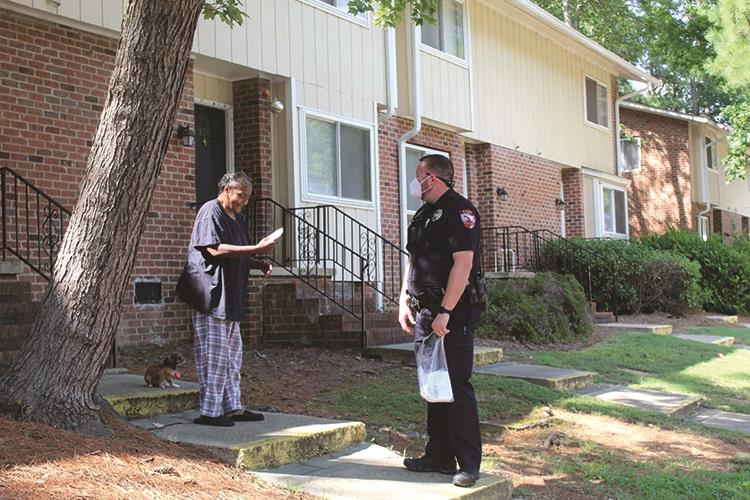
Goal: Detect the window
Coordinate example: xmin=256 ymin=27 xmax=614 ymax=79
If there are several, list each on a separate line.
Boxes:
xmin=601 ymin=186 xmax=627 ymax=237
xmin=313 ymin=0 xmax=367 ymax=19
xmin=619 ymin=137 xmax=641 ymax=172
xmin=706 ymin=137 xmax=718 ymax=170
xmin=584 ymin=76 xmax=609 ymax=128
xmin=404 ymin=145 xmax=449 ymax=213
xmin=304 ymin=114 xmax=372 ymax=202
xmin=698 ymin=216 xmax=710 ymax=241
xmin=422 ymin=0 xmax=466 ymax=60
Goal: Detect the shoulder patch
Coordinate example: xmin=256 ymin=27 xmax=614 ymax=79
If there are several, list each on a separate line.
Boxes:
xmin=460 ymin=209 xmax=476 ymax=229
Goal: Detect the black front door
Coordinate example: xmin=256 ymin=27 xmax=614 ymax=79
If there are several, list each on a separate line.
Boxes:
xmin=195 ymin=104 xmax=227 ymax=205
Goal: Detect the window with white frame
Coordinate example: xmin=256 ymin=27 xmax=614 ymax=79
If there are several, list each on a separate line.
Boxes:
xmin=619 ymin=137 xmax=641 ymax=172
xmin=312 ymin=0 xmax=367 ymax=19
xmin=584 ymin=76 xmax=609 ymax=128
xmin=304 ymin=113 xmax=372 ymax=202
xmin=421 ymin=0 xmax=466 ymax=60
xmin=405 ymin=145 xmax=449 ymax=212
xmin=705 ymin=137 xmax=718 ymax=170
xmin=601 ymin=185 xmax=628 ymax=237
xmin=698 ymin=215 xmax=710 ymax=241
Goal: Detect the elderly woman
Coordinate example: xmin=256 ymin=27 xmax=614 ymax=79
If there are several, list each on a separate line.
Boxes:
xmin=179 ymin=171 xmax=276 ymax=427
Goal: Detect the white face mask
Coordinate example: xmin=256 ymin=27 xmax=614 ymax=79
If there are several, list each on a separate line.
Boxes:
xmin=409 ymin=175 xmax=431 ymax=200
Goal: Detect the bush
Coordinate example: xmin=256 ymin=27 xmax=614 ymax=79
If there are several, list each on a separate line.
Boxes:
xmin=641 ymin=230 xmax=750 ymax=314
xmin=546 ymin=239 xmax=704 ymax=316
xmin=477 ymin=272 xmax=593 ymax=344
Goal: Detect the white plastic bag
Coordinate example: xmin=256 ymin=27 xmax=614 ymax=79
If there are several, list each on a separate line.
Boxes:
xmin=415 ymin=334 xmax=454 ymax=403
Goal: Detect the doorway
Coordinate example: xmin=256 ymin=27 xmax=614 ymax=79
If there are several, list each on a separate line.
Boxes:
xmin=194 ymin=102 xmax=232 ymax=205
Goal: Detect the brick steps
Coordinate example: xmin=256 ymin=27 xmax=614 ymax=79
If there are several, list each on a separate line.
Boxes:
xmin=0 ymin=277 xmax=36 ymax=368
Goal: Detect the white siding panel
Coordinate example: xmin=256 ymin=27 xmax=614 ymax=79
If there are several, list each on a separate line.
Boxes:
xmin=275 ymin=0 xmax=291 ymax=75
xmin=260 ymin=0 xmax=277 ymax=74
xmin=101 ymin=0 xmax=122 ymax=31
xmin=215 ymin=18 xmax=232 ymax=60
xmin=315 ymin=10 xmax=329 ymax=89
xmin=80 ymin=0 xmax=102 ymax=26
xmin=246 ymin=0 xmax=262 ymax=69
xmin=289 ymin=1 xmax=304 ymax=80
xmin=196 ymin=16 xmax=216 ymax=57
xmin=57 ymin=0 xmax=80 ymax=21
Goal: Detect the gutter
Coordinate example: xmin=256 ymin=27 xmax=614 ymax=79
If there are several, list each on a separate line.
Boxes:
xmin=697 ymin=124 xmax=711 ymax=238
xmin=398 ymin=22 xmax=422 ymax=255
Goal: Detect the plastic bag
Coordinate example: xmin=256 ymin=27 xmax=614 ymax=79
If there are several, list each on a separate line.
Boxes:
xmin=415 ymin=334 xmax=454 ymax=403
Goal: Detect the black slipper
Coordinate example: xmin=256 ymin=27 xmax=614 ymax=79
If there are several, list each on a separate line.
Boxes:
xmin=193 ymin=414 xmax=235 ymax=427
xmin=228 ymin=410 xmax=265 ymax=422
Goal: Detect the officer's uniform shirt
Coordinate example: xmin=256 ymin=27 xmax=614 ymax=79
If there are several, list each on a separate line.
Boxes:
xmin=406 ymin=189 xmax=482 ymax=297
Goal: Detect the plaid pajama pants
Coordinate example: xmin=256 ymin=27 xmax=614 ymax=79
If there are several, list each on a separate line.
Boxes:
xmin=192 ymin=311 xmax=243 ymax=417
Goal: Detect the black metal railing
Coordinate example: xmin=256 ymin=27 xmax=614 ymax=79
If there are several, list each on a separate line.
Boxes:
xmin=248 ymin=199 xmax=407 ymax=353
xmin=0 ymin=167 xmax=70 ymax=280
xmin=481 ymin=226 xmax=618 ymax=317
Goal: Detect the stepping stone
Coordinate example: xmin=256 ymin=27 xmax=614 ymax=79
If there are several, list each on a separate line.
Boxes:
xmin=578 ymin=384 xmax=701 ymax=417
xmin=690 ymin=409 xmax=750 ymax=435
xmin=131 ymin=409 xmax=365 ymax=471
xmin=367 ymin=343 xmax=502 ymax=367
xmin=741 ymin=323 xmax=750 ymax=329
xmin=673 ymin=334 xmax=735 ymax=346
xmin=254 ymin=442 xmax=514 ymax=500
xmin=475 ymin=362 xmax=595 ymax=390
xmin=98 ymin=372 xmax=199 ymax=420
xmin=599 ymin=323 xmax=672 ymax=335
xmin=704 ymin=315 xmax=738 ymax=324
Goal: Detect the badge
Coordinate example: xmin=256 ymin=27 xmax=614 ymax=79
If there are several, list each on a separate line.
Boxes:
xmin=460 ymin=209 xmax=476 ymax=229
xmin=431 ymin=209 xmax=443 ymax=222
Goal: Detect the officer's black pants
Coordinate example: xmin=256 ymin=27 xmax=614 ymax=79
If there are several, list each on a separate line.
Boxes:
xmin=414 ymin=305 xmax=482 ymax=472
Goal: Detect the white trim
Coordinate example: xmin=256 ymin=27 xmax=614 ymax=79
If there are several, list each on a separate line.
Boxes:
xmin=372 ymin=100 xmax=384 ymax=310
xmin=290 ymin=79 xmax=301 ymax=209
xmin=582 ymin=73 xmax=610 ymax=132
xmin=297 ymin=0 xmax=371 ymax=27
xmin=619 ymin=137 xmax=641 ymax=174
xmin=194 ymin=97 xmax=235 ymax=173
xmin=596 ymin=180 xmax=629 ymax=239
xmin=420 ymin=0 xmax=469 ymax=64
xmin=698 ymin=215 xmax=710 ymax=241
xmin=461 ymin=158 xmax=468 ymax=198
xmin=299 ymin=107 xmax=377 ymax=209
xmin=581 ymin=166 xmax=632 ymax=187
xmin=420 ymin=44 xmax=470 ymax=68
xmin=403 ymin=144 xmax=449 ymax=214
xmin=465 ymin=0 xmax=476 ymax=131
xmin=620 ymin=101 xmax=729 ymax=133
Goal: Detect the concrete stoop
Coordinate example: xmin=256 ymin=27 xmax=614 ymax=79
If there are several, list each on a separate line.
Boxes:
xmin=254 ymin=442 xmax=514 ymax=500
xmin=131 ymin=409 xmax=366 ymax=471
xmin=598 ymin=323 xmax=673 ymax=335
xmin=98 ymin=373 xmax=200 ymax=420
xmin=704 ymin=315 xmax=739 ymax=324
xmin=578 ymin=384 xmax=702 ymax=417
xmin=366 ymin=342 xmax=503 ymax=366
xmin=690 ymin=409 xmax=750 ymax=435
xmin=475 ymin=362 xmax=596 ymax=390
xmin=673 ymin=334 xmax=736 ymax=346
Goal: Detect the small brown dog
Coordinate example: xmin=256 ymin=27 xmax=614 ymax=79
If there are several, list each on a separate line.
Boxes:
xmin=144 ymin=353 xmax=185 ymax=388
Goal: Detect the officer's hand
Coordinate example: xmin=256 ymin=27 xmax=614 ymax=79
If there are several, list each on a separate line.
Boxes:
xmin=432 ymin=313 xmax=450 ymax=337
xmin=398 ymin=296 xmax=415 ymax=335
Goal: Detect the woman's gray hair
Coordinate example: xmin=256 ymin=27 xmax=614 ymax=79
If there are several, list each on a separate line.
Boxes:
xmin=218 ymin=171 xmax=252 ymax=193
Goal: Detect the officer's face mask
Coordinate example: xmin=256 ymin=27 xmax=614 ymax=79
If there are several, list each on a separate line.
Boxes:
xmin=409 ymin=174 xmax=433 ymax=200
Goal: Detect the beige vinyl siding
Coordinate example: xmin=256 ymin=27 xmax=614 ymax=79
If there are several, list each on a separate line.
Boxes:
xmin=421 ymin=50 xmax=472 ymax=130
xmin=717 ymin=140 xmax=750 ymax=217
xmin=193 ymin=73 xmax=233 ymax=105
xmin=689 ymin=123 xmax=722 ymax=206
xmin=467 ymin=0 xmax=615 ymax=172
xmin=192 ymin=0 xmax=386 ymax=124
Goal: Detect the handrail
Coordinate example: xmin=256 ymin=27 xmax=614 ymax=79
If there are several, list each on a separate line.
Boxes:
xmin=0 ymin=166 xmax=71 ymax=280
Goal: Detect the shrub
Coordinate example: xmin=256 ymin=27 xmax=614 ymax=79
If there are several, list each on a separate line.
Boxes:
xmin=641 ymin=230 xmax=750 ymax=314
xmin=477 ymin=272 xmax=593 ymax=344
xmin=545 ymin=239 xmax=704 ymax=316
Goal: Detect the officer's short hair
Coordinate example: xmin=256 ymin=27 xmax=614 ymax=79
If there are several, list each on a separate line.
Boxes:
xmin=419 ymin=154 xmax=455 ymax=188
xmin=218 ymin=171 xmax=252 ymax=193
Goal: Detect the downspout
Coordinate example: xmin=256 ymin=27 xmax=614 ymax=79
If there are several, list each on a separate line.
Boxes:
xmin=382 ymin=28 xmax=397 ymax=122
xmin=615 ymin=86 xmax=651 ymax=175
xmin=398 ymin=23 xmax=422 ymax=255
xmin=696 ymin=124 xmax=714 ymax=238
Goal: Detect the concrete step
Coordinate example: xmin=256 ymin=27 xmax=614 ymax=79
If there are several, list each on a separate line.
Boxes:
xmin=131 ymin=409 xmax=365 ymax=471
xmin=486 ymin=271 xmax=535 ymax=279
xmin=673 ymin=334 xmax=735 ymax=346
xmin=366 ymin=342 xmax=503 ymax=367
xmin=577 ymin=384 xmax=701 ymax=417
xmin=690 ymin=409 xmax=750 ymax=435
xmin=599 ymin=322 xmax=673 ymax=335
xmin=366 ymin=327 xmax=408 ymax=347
xmin=475 ymin=362 xmax=596 ymax=390
xmin=593 ymin=311 xmax=616 ymax=324
xmin=97 ymin=373 xmax=200 ymax=420
xmin=704 ymin=315 xmax=738 ymax=324
xmin=255 ymin=442 xmax=514 ymax=500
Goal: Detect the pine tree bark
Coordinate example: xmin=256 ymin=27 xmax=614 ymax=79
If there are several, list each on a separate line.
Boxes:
xmin=0 ymin=0 xmax=204 ymax=433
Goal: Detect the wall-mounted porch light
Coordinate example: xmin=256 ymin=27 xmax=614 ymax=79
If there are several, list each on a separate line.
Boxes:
xmin=177 ymin=124 xmax=195 ymax=147
xmin=496 ymin=187 xmax=509 ymax=202
xmin=555 ymin=198 xmax=566 ymax=211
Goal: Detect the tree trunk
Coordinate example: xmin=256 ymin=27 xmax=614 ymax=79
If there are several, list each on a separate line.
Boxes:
xmin=0 ymin=0 xmax=204 ymax=433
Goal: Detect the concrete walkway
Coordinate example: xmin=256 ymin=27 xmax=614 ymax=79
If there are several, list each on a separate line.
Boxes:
xmin=598 ymin=323 xmax=673 ymax=335
xmin=367 ymin=342 xmax=503 ymax=366
xmin=475 ymin=362 xmax=595 ymax=390
xmin=578 ymin=384 xmax=701 ymax=417
xmin=131 ymin=409 xmax=365 ymax=471
xmin=255 ymin=442 xmax=513 ymax=500
xmin=673 ymin=334 xmax=735 ymax=346
xmin=690 ymin=409 xmax=750 ymax=435
xmin=98 ymin=373 xmax=200 ymax=420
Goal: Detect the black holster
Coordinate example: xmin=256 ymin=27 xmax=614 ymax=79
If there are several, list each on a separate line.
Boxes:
xmin=464 ymin=275 xmax=486 ymax=309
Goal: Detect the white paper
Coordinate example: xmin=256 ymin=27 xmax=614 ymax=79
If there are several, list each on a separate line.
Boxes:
xmin=267 ymin=227 xmax=284 ymax=241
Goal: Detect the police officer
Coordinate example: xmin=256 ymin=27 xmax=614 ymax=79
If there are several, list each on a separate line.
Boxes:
xmin=399 ymin=154 xmax=484 ymax=488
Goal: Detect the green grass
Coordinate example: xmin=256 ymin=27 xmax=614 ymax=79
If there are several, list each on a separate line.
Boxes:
xmin=688 ymin=326 xmax=750 ymax=343
xmin=512 ymin=334 xmax=750 ymax=413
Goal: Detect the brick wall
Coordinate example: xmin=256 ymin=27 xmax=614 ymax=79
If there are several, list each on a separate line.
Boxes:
xmin=620 ymin=108 xmax=695 ymax=237
xmin=0 ymin=9 xmax=201 ymax=348
xmin=562 ymin=168 xmax=585 ymax=237
xmin=715 ymin=209 xmax=747 ymax=239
